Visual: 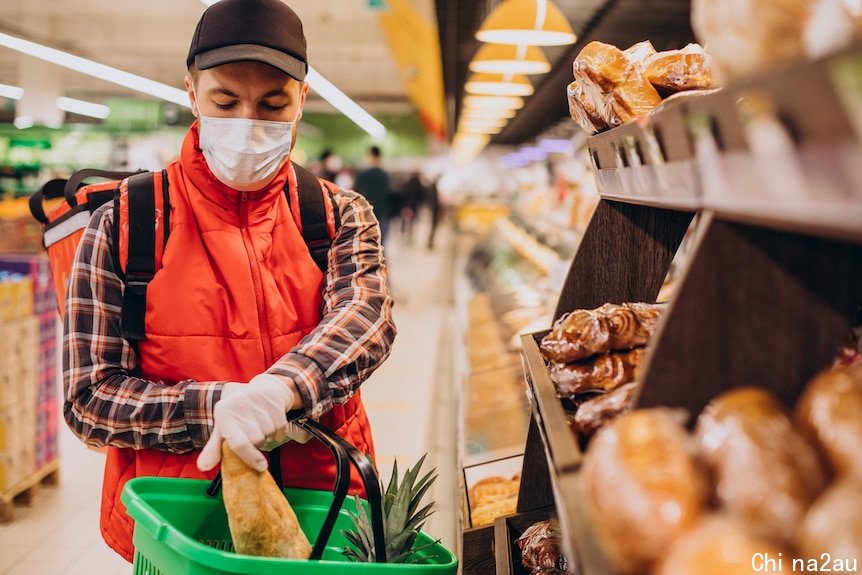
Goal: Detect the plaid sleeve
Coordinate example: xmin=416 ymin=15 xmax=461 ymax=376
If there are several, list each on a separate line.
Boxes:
xmin=267 ymin=189 xmax=397 ymax=419
xmin=62 ymin=204 xmax=222 ymax=452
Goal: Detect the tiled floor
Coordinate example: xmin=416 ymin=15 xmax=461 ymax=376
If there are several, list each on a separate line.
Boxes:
xmin=0 ymin=215 xmax=458 ymax=574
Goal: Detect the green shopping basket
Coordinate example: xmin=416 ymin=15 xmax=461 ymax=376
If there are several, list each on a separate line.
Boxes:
xmin=121 ymin=415 xmax=458 ymax=575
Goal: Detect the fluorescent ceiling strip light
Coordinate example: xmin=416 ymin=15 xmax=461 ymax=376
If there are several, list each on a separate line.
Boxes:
xmin=198 ymin=1 xmax=385 ymax=138
xmin=57 ymin=96 xmax=110 ymax=119
xmin=0 ymin=83 xmax=24 ymax=100
xmin=0 ymin=32 xmax=189 ymax=107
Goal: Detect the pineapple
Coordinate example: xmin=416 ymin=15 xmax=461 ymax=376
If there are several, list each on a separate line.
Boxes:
xmin=341 ymin=455 xmax=440 ymax=563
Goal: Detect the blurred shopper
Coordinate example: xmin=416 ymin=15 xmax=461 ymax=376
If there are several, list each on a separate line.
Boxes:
xmin=425 ymin=176 xmax=442 ymax=250
xmin=397 ymin=172 xmax=425 ymax=244
xmin=318 ymin=147 xmax=342 ymax=181
xmin=62 ymin=0 xmax=395 ymax=562
xmin=354 ymin=145 xmax=393 ymax=244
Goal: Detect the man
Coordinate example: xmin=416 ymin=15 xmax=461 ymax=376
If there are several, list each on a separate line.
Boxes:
xmin=63 ymin=0 xmax=395 ymax=562
xmin=354 ymin=145 xmax=393 ymax=244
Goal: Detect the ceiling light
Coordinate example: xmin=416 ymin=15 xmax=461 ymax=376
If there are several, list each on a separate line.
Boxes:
xmin=56 ymin=97 xmax=110 ymax=119
xmin=461 ymin=107 xmax=517 ymax=119
xmin=465 ymin=73 xmax=534 ymax=97
xmin=0 ymin=83 xmax=24 ymax=100
xmin=198 ymin=1 xmax=385 ymax=139
xmin=460 ymin=117 xmax=508 ymax=128
xmin=463 ymin=95 xmax=525 ymax=110
xmin=459 ymin=122 xmax=504 ymax=134
xmin=475 ymin=0 xmax=577 ymax=46
xmin=469 ymin=44 xmax=551 ymax=75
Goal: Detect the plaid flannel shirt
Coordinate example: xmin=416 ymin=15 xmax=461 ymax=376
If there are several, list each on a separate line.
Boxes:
xmin=63 ymin=187 xmax=395 ymax=453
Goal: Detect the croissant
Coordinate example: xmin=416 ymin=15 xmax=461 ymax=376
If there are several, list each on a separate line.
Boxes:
xmin=570 ymin=381 xmax=639 ymax=439
xmin=221 ymin=443 xmax=312 ymax=559
xmin=550 ymin=348 xmax=645 ymax=397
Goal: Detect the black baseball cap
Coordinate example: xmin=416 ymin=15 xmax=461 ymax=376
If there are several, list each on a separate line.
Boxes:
xmin=187 ymin=0 xmax=308 ymax=81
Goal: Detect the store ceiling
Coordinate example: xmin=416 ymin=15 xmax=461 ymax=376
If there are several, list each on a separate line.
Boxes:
xmin=0 ymin=0 xmax=695 ymax=145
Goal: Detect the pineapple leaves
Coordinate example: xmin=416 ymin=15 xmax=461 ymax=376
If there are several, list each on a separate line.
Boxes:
xmin=340 ymin=454 xmax=439 ymax=564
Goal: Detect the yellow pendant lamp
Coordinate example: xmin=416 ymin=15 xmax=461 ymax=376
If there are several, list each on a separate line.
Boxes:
xmin=461 ymin=106 xmax=517 ymax=119
xmin=476 ymin=0 xmax=577 ymax=46
xmin=465 ymin=73 xmax=534 ymax=97
xmin=469 ymin=43 xmax=551 ymax=75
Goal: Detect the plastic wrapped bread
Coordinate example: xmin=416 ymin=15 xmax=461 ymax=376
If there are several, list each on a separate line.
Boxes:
xmin=582 ymin=408 xmax=705 ymax=574
xmin=221 ymin=443 xmax=311 ymax=559
xmin=795 ymin=364 xmax=862 ymax=479
xmin=517 ymin=519 xmax=569 ymax=574
xmin=567 ymin=81 xmax=606 ymax=135
xmin=797 ymin=479 xmax=862 ymax=568
xmin=691 ymin=0 xmax=813 ymax=82
xmin=654 ymin=515 xmax=793 ymax=575
xmin=571 ymin=381 xmax=639 ymax=439
xmin=643 ymin=44 xmax=717 ymax=93
xmin=623 ymin=40 xmax=658 ymax=66
xmin=695 ymin=387 xmax=828 ymax=546
xmin=540 ymin=303 xmax=663 ymax=363
xmin=573 ymin=41 xmax=633 ymax=92
xmin=550 ymin=348 xmax=645 ymax=397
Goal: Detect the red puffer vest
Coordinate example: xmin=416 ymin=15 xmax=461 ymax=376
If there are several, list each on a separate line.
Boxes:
xmin=100 ymin=124 xmax=375 ymax=562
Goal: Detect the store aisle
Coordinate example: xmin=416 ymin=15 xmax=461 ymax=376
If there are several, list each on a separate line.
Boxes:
xmin=0 ymin=216 xmax=457 ymax=574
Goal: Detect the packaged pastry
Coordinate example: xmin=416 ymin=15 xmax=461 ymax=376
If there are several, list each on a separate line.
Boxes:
xmin=797 ymin=479 xmax=862 ymax=568
xmin=540 ymin=302 xmax=663 ymax=363
xmin=572 ymin=41 xmax=632 ymax=92
xmin=582 ymin=408 xmax=705 ymax=574
xmin=550 ymin=348 xmax=645 ymax=397
xmin=470 ymin=495 xmax=518 ymax=527
xmin=623 ymin=40 xmax=658 ymax=66
xmin=517 ymin=519 xmax=569 ymax=574
xmin=571 ymin=382 xmax=639 ymax=439
xmin=610 ymin=73 xmax=664 ymax=122
xmin=469 ymin=475 xmax=521 ymax=508
xmin=642 ymin=44 xmax=717 ymax=93
xmin=695 ymin=387 xmax=828 ymax=546
xmin=567 ymin=81 xmax=607 ymax=135
xmin=654 ymin=515 xmax=793 ymax=575
xmin=795 ymin=364 xmax=862 ymax=479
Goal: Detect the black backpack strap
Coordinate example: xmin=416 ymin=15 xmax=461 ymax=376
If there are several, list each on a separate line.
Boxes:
xmin=121 ymin=171 xmax=161 ymax=341
xmin=290 ymin=162 xmax=340 ymax=274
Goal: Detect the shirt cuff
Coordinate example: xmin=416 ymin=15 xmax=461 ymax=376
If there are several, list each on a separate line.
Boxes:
xmin=267 ymin=353 xmax=329 ymax=420
xmin=182 ymin=380 xmax=223 ymax=449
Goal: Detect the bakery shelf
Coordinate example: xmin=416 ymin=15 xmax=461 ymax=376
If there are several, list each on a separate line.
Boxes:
xmin=492 ymin=507 xmax=558 ymax=575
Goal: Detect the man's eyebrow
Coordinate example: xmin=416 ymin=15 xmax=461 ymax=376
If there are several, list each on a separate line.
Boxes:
xmin=262 ymin=89 xmax=291 ymax=99
xmin=207 ymin=87 xmax=239 ymax=98
xmin=205 ymin=88 xmax=291 ymax=99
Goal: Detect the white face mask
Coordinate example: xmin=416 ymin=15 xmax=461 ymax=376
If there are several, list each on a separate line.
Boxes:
xmin=198 ymin=110 xmax=299 ymax=191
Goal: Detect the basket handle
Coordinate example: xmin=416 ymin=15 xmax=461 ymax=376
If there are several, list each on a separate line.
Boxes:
xmin=29 ymin=178 xmax=67 ymax=224
xmin=205 ymin=411 xmax=387 ymax=563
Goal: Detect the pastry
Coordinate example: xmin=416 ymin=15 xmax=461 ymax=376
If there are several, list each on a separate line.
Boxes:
xmin=572 ymin=41 xmax=632 ymax=92
xmin=540 ymin=303 xmax=664 ymax=363
xmin=517 ymin=519 xmax=569 ymax=574
xmin=797 ymin=479 xmax=862 ymax=568
xmin=571 ymin=382 xmax=639 ymax=439
xmin=470 ymin=495 xmax=518 ymax=527
xmin=623 ymin=40 xmax=658 ymax=66
xmin=795 ymin=364 xmax=862 ymax=479
xmin=469 ymin=475 xmax=521 ymax=508
xmin=582 ymin=408 xmax=705 ymax=574
xmin=221 ymin=443 xmax=312 ymax=559
xmin=643 ymin=44 xmax=717 ymax=93
xmin=610 ymin=71 xmax=663 ymax=122
xmin=567 ymin=81 xmax=607 ymax=134
xmin=550 ymin=348 xmax=645 ymax=397
xmin=655 ymin=515 xmax=793 ymax=575
xmin=695 ymin=387 xmax=827 ymax=546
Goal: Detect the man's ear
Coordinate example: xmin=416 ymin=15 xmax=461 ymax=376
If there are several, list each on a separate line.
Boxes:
xmin=184 ymin=75 xmax=199 ymax=118
xmin=298 ymin=81 xmax=309 ymax=121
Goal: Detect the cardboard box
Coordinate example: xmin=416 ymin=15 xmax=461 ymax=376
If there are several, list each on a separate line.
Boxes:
xmin=0 ymin=255 xmax=55 ymax=316
xmin=0 ymin=407 xmax=21 ymax=455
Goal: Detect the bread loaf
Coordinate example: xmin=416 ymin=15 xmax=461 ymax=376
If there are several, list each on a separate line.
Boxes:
xmin=643 ymin=44 xmax=717 ymax=93
xmin=655 ymin=515 xmax=793 ymax=575
xmin=517 ymin=520 xmax=568 ymax=574
xmin=221 ymin=443 xmax=312 ymax=559
xmin=695 ymin=387 xmax=827 ymax=546
xmin=567 ymin=81 xmax=607 ymax=135
xmin=795 ymin=365 xmax=862 ymax=479
xmin=573 ymin=41 xmax=632 ymax=92
xmin=583 ymin=408 xmax=705 ymax=574
xmin=571 ymin=381 xmax=639 ymax=439
xmin=797 ymin=479 xmax=862 ymax=568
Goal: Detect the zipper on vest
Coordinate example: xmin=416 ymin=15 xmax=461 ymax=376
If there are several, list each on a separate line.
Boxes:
xmin=240 ymin=192 xmax=275 ymax=368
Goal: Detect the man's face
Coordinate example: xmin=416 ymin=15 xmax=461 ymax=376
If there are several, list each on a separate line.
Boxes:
xmin=185 ymin=60 xmax=307 ymax=128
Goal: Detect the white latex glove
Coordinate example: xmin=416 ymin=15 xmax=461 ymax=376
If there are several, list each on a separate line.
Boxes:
xmin=197 ymin=374 xmax=310 ymax=473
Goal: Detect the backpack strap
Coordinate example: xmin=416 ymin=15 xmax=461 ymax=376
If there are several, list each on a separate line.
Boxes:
xmin=289 ymin=162 xmax=341 ymax=274
xmin=118 ymin=170 xmax=169 ymax=341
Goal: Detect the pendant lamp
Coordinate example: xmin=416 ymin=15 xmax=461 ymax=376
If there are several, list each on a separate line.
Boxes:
xmin=461 ymin=106 xmax=517 ymax=119
xmin=463 ymin=95 xmax=524 ymax=110
xmin=465 ymin=73 xmax=534 ymax=97
xmin=469 ymin=43 xmax=551 ymax=75
xmin=476 ymin=0 xmax=577 ymax=46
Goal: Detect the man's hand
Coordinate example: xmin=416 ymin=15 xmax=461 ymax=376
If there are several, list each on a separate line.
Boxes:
xmin=197 ymin=374 xmax=308 ymax=472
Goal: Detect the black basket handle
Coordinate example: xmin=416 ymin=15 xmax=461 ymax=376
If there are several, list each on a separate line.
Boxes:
xmin=206 ymin=411 xmax=387 ymax=563
xmin=63 ymin=168 xmax=143 ymax=207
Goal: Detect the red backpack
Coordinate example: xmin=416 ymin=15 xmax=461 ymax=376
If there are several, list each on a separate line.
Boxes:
xmin=30 ymin=163 xmax=340 ymax=340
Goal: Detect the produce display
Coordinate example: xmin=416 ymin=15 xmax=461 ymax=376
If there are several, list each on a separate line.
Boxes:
xmin=516 ymin=519 xmax=570 ymax=575
xmin=567 ymin=40 xmax=716 ymax=134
